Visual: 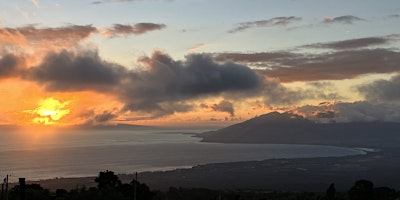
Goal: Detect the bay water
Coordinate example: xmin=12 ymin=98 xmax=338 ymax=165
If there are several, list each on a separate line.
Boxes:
xmin=0 ymin=129 xmax=365 ymax=181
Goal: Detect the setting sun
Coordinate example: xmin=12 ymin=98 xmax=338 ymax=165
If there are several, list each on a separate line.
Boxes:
xmin=24 ymin=97 xmax=70 ymax=125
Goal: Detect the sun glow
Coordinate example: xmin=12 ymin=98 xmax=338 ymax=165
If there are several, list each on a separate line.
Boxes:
xmin=25 ymin=97 xmax=70 ymax=125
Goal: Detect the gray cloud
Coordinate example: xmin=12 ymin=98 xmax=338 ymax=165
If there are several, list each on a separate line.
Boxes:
xmin=322 ymin=15 xmax=364 ymax=24
xmin=214 ymin=52 xmax=295 ymax=63
xmin=306 ymin=35 xmax=399 ymax=49
xmin=23 ymin=49 xmax=347 ymax=118
xmin=120 ymin=51 xmax=262 ymax=116
xmin=261 ymin=79 xmax=341 ymax=106
xmin=334 ymin=101 xmax=400 ymax=122
xmin=104 ymin=23 xmax=166 ymax=37
xmin=0 ymin=54 xmax=26 ymax=78
xmin=25 ymin=50 xmax=262 ymax=117
xmin=216 ymin=48 xmax=400 ymax=82
xmin=229 ymin=16 xmax=301 ymax=33
xmin=266 ymin=49 xmax=400 ymax=82
xmin=211 ymin=100 xmax=235 ymax=116
xmin=295 ymin=101 xmax=400 ymax=123
xmin=0 ymin=25 xmax=97 ymax=45
xmin=357 ymin=75 xmax=400 ymax=102
xmin=316 ymin=111 xmax=335 ymax=119
xmin=94 ymin=110 xmax=118 ymax=123
xmin=0 ymin=23 xmax=167 ymax=46
xmin=79 ymin=109 xmax=118 ymax=125
xmin=25 ymin=50 xmax=127 ymax=91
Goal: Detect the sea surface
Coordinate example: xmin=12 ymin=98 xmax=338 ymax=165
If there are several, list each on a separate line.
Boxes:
xmin=0 ymin=129 xmax=365 ymax=181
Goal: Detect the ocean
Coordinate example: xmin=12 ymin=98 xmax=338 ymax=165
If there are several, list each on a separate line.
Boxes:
xmin=0 ymin=129 xmax=365 ymax=182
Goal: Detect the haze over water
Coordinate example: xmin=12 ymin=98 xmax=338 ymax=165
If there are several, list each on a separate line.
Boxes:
xmin=0 ymin=129 xmax=365 ymax=181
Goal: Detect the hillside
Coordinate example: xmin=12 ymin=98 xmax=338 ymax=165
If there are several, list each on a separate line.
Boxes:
xmin=200 ymin=112 xmax=400 ymax=148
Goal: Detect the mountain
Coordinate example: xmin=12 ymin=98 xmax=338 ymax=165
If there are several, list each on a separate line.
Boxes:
xmin=200 ymin=112 xmax=400 ymax=148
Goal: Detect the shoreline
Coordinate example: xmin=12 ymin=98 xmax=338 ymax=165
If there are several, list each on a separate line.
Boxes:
xmin=8 ymin=143 xmax=366 ymax=181
xmin=16 ymin=146 xmax=392 ymax=192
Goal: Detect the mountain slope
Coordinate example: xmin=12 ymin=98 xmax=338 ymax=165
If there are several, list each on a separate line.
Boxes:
xmin=200 ymin=112 xmax=400 ymax=148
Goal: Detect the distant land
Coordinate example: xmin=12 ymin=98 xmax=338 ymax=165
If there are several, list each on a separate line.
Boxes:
xmin=200 ymin=112 xmax=400 ymax=148
xmin=15 ymin=112 xmax=400 ymax=192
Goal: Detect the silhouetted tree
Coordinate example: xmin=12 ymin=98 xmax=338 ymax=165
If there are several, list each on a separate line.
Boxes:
xmin=374 ymin=187 xmax=397 ymax=200
xmin=55 ymin=188 xmax=68 ymax=200
xmin=95 ymin=170 xmax=121 ymax=189
xmin=325 ymin=183 xmax=336 ymax=200
xmin=9 ymin=184 xmax=51 ymax=200
xmin=348 ymin=179 xmax=374 ymax=200
xmin=130 ymin=179 xmax=153 ymax=200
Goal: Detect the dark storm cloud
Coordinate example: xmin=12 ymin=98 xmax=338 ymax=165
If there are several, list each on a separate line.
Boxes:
xmin=104 ymin=23 xmax=166 ymax=37
xmin=0 ymin=54 xmax=25 ymax=78
xmin=24 ymin=49 xmax=345 ymax=118
xmin=25 ymin=50 xmax=127 ymax=91
xmin=216 ymin=48 xmax=400 ymax=82
xmin=229 ymin=16 xmax=301 ymax=33
xmin=25 ymin=50 xmax=263 ymax=117
xmin=322 ymin=15 xmax=364 ymax=24
xmin=357 ymin=75 xmax=400 ymax=102
xmin=120 ymin=51 xmax=262 ymax=116
xmin=211 ymin=100 xmax=235 ymax=116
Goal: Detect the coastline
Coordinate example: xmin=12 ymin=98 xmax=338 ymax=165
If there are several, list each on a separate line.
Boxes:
xmin=18 ymin=147 xmax=399 ymax=192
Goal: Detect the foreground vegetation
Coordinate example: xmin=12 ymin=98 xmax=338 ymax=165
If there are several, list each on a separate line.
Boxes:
xmin=5 ymin=170 xmax=400 ymax=200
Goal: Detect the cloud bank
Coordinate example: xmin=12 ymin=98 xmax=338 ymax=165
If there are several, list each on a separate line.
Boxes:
xmin=358 ymin=75 xmax=400 ymax=102
xmin=1 ymin=21 xmax=398 ymax=123
xmin=215 ymin=35 xmax=400 ymax=82
xmin=294 ymin=101 xmax=400 ymax=123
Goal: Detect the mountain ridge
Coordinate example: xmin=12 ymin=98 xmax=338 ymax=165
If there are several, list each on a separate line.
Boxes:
xmin=200 ymin=112 xmax=400 ymax=148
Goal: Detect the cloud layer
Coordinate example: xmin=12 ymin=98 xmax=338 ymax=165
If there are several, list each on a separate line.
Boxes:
xmin=1 ymin=18 xmax=399 ymax=124
xmin=23 ymin=50 xmax=263 ymax=117
xmin=215 ymin=35 xmax=400 ymax=82
xmin=358 ymin=75 xmax=400 ymax=102
xmin=294 ymin=101 xmax=400 ymax=123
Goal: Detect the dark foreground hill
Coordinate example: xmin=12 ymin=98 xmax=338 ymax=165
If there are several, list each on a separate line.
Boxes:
xmin=200 ymin=112 xmax=400 ymax=148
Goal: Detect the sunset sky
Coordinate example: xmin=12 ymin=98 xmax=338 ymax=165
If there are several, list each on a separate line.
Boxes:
xmin=0 ymin=0 xmax=399 ymax=127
